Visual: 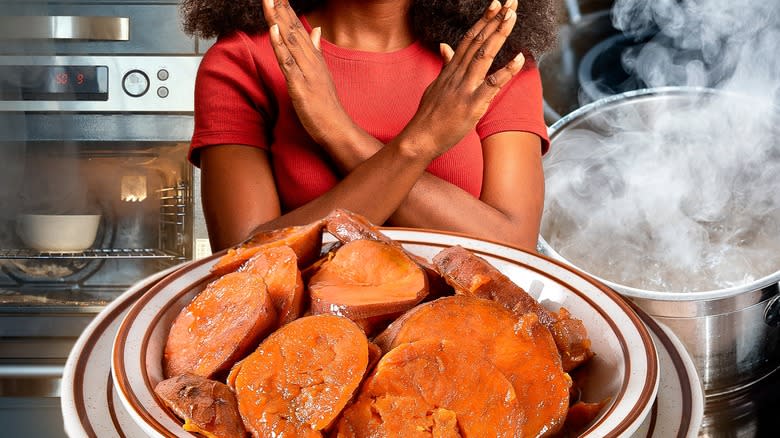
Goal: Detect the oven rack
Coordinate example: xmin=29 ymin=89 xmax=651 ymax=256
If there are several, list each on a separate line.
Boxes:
xmin=0 ymin=248 xmax=177 ymax=260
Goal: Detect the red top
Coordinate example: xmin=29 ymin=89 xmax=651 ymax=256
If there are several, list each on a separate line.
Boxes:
xmin=190 ymin=16 xmax=550 ymax=212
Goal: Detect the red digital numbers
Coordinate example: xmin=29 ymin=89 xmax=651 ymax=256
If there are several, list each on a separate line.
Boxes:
xmin=55 ymin=72 xmax=69 ymax=85
xmin=76 ymin=72 xmax=84 ymax=85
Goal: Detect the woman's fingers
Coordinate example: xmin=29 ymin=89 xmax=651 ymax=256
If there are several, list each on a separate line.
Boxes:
xmin=445 ymin=0 xmax=502 ymax=68
xmin=439 ymin=43 xmax=455 ymax=63
xmin=263 ymin=0 xmax=320 ymax=73
xmin=457 ymin=0 xmax=516 ymax=71
xmin=268 ymin=23 xmax=302 ymax=80
xmin=474 ymin=52 xmax=525 ymax=101
xmin=462 ymin=7 xmax=517 ymax=86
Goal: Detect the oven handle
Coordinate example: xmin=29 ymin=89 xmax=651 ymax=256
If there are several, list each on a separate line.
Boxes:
xmin=0 ymin=16 xmax=129 ymax=41
xmin=0 ymin=364 xmax=64 ymax=378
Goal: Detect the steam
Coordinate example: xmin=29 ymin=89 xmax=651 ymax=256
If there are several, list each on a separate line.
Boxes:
xmin=612 ymin=0 xmax=780 ymax=98
xmin=542 ymin=0 xmax=780 ymax=292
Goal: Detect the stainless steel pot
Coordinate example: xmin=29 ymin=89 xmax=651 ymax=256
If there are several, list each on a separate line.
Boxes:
xmin=537 ymin=86 xmax=780 ymax=398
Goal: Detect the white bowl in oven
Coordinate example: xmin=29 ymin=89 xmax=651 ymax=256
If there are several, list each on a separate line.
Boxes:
xmin=112 ymin=228 xmax=662 ymax=437
xmin=16 ymin=214 xmax=101 ymax=252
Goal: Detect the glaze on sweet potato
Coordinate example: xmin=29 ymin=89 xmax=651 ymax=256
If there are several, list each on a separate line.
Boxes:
xmin=154 ymin=374 xmax=246 ymax=438
xmin=211 ymin=219 xmax=325 ymax=277
xmin=308 ymin=239 xmax=428 ymax=320
xmin=239 ymin=245 xmax=304 ymax=325
xmin=335 ymin=339 xmax=521 ymax=437
xmin=432 ymin=245 xmax=593 ymax=371
xmin=232 ymin=314 xmax=369 ymax=437
xmin=374 ymin=295 xmax=571 ymax=437
xmin=163 ymin=272 xmax=277 ymax=379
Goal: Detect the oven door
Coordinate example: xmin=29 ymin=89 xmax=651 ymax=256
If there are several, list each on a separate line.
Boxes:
xmin=0 ymin=112 xmax=209 ymax=436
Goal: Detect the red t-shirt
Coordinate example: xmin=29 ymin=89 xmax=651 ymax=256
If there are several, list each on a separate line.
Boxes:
xmin=190 ymin=16 xmax=549 ymax=212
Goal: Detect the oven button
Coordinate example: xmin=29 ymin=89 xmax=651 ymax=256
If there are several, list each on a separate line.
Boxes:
xmin=157 ymin=86 xmax=169 ymax=98
xmin=157 ymin=69 xmax=169 ymax=81
xmin=122 ymin=70 xmax=150 ymax=97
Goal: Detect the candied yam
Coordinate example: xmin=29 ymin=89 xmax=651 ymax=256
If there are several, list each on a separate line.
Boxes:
xmin=239 ymin=245 xmax=304 ymax=325
xmin=163 ymin=272 xmax=277 ymax=379
xmin=324 ymin=208 xmax=395 ymax=245
xmin=233 ymin=314 xmax=369 ymax=436
xmin=335 ymin=339 xmax=520 ymax=438
xmin=550 ymin=307 xmax=595 ymax=372
xmin=154 ymin=374 xmax=245 ymax=438
xmin=432 ymin=245 xmax=555 ymax=324
xmin=432 ymin=245 xmax=593 ymax=371
xmin=211 ymin=219 xmax=325 ymax=276
xmin=561 ymin=399 xmax=610 ymax=436
xmin=308 ymin=239 xmax=428 ymax=320
xmin=375 ymin=296 xmax=570 ymax=437
xmin=324 ymin=208 xmax=453 ymax=298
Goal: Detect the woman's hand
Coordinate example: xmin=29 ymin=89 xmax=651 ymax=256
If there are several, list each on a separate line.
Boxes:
xmin=400 ymin=0 xmax=525 ymax=160
xmin=262 ymin=0 xmax=355 ymax=148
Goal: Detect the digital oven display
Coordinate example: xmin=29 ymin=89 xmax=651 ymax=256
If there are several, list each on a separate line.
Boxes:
xmin=0 ymin=65 xmax=108 ymax=101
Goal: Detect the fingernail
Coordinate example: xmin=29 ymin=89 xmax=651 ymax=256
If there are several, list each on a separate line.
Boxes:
xmin=504 ymin=9 xmax=515 ymax=20
xmin=313 ymin=27 xmax=322 ymax=50
xmin=489 ymin=0 xmax=500 ymax=10
xmin=264 ymin=0 xmax=273 ymax=9
xmin=270 ymin=23 xmax=279 ymax=38
xmin=514 ymin=52 xmax=525 ymax=63
xmin=503 ymin=0 xmax=512 ymax=7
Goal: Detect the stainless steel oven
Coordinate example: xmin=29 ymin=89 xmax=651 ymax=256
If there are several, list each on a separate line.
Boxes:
xmin=0 ymin=1 xmax=210 ymax=435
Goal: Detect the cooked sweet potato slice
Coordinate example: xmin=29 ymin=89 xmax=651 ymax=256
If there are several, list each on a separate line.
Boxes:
xmin=432 ymin=245 xmax=593 ymax=371
xmin=233 ymin=314 xmax=369 ymax=437
xmin=308 ymin=239 xmax=428 ymax=320
xmin=374 ymin=295 xmax=570 ymax=437
xmin=211 ymin=219 xmax=325 ymax=276
xmin=154 ymin=374 xmax=245 ymax=438
xmin=239 ymin=245 xmax=304 ymax=325
xmin=324 ymin=208 xmax=453 ymax=298
xmin=561 ymin=399 xmax=610 ymax=436
xmin=335 ymin=339 xmax=521 ymax=438
xmin=324 ymin=208 xmax=395 ymax=245
xmin=432 ymin=245 xmax=556 ymax=324
xmin=549 ymin=307 xmax=596 ymax=372
xmin=163 ymin=272 xmax=277 ymax=379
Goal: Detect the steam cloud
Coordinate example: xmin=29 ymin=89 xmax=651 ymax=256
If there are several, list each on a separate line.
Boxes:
xmin=542 ymin=0 xmax=780 ymax=292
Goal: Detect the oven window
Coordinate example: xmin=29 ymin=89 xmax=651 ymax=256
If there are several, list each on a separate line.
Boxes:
xmin=0 ymin=141 xmax=193 ymax=309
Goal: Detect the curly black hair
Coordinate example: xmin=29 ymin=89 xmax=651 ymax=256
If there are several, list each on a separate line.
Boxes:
xmin=181 ymin=0 xmax=559 ymax=72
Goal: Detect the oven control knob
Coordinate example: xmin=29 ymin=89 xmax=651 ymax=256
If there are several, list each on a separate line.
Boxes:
xmin=122 ymin=70 xmax=150 ymax=97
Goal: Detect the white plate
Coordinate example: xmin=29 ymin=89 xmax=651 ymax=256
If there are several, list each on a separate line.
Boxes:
xmin=111 ymin=228 xmax=660 ymax=437
xmin=631 ymin=304 xmax=705 ymax=437
xmin=61 ymin=265 xmax=181 ymax=438
xmin=62 ymin=248 xmax=702 ymax=437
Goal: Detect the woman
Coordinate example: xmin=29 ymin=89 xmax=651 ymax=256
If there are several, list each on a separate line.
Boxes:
xmin=182 ymin=0 xmax=558 ymax=252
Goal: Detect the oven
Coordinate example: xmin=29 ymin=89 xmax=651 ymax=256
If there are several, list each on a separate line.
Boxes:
xmin=0 ymin=1 xmax=210 ymax=435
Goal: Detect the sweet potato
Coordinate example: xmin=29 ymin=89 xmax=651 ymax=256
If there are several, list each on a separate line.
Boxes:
xmin=239 ymin=245 xmax=304 ymax=325
xmin=549 ymin=307 xmax=596 ymax=373
xmin=324 ymin=209 xmax=395 ymax=245
xmin=432 ymin=245 xmax=593 ymax=371
xmin=324 ymin=208 xmax=453 ymax=298
xmin=561 ymin=399 xmax=610 ymax=436
xmin=154 ymin=374 xmax=246 ymax=438
xmin=211 ymin=219 xmax=325 ymax=276
xmin=308 ymin=239 xmax=428 ymax=320
xmin=335 ymin=339 xmax=521 ymax=437
xmin=232 ymin=314 xmax=369 ymax=437
xmin=163 ymin=272 xmax=277 ymax=379
xmin=374 ymin=295 xmax=571 ymax=437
